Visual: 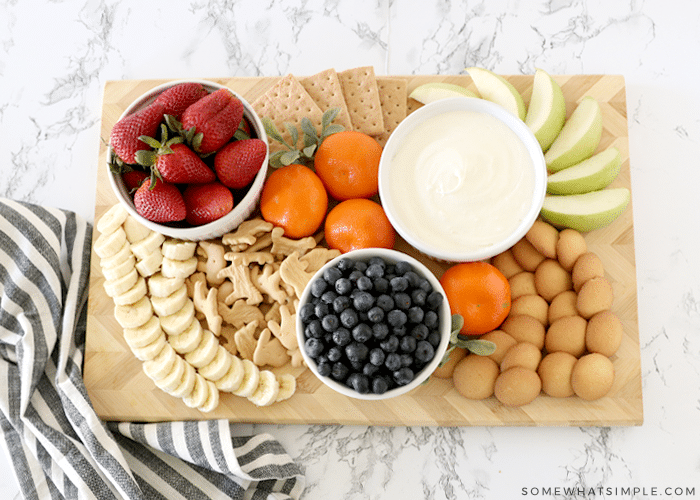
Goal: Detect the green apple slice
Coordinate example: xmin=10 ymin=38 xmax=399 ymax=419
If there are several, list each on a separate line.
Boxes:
xmin=409 ymin=82 xmax=479 ymax=104
xmin=544 ymin=96 xmax=603 ymax=172
xmin=525 ymin=68 xmax=566 ymax=151
xmin=547 ymin=147 xmax=622 ymax=195
xmin=540 ymin=188 xmax=630 ymax=232
xmin=465 ymin=67 xmax=526 ymax=120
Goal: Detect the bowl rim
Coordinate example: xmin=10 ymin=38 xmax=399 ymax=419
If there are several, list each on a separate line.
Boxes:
xmin=377 ymin=97 xmax=547 ymax=262
xmin=295 ymin=247 xmax=452 ymax=401
xmin=107 ymin=79 xmax=269 ymax=241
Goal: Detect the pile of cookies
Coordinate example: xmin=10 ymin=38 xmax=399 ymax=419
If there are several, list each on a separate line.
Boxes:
xmin=94 ymin=203 xmax=340 ymax=411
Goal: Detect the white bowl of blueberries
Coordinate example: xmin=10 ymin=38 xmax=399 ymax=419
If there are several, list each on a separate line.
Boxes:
xmin=296 ymin=248 xmax=451 ymax=400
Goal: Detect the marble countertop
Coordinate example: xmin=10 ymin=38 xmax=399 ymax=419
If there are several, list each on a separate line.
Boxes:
xmin=2 ymin=1 xmax=699 ymax=498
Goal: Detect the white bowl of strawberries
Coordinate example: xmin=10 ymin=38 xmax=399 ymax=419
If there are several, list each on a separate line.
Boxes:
xmin=107 ymin=79 xmax=269 ymax=241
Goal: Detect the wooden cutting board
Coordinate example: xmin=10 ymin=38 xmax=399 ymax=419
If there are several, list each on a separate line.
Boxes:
xmin=85 ymin=74 xmax=642 ymax=426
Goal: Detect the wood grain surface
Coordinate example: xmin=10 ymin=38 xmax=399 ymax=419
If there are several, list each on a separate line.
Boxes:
xmin=85 ymin=74 xmax=642 ymax=426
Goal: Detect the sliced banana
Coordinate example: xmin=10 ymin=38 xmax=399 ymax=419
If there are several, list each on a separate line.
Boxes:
xmin=100 ymin=241 xmax=132 ymax=270
xmin=248 ymin=370 xmax=280 ymax=407
xmin=123 ymin=216 xmax=152 ymax=244
xmin=103 ymin=267 xmax=139 ymax=298
xmin=130 ymin=332 xmax=166 ymax=361
xmin=154 ymin=356 xmax=186 ymax=394
xmin=198 ymin=346 xmax=232 ymax=382
xmin=184 ymin=329 xmax=219 ymax=368
xmin=94 ymin=227 xmax=127 ymax=259
xmin=113 ymin=295 xmax=153 ymax=329
xmin=167 ymin=317 xmax=203 ymax=354
xmin=182 ymin=374 xmax=209 ymax=408
xmin=113 ymin=276 xmax=148 ymax=306
xmin=168 ymin=361 xmax=196 ymax=398
xmin=130 ymin=231 xmax=165 ymax=260
xmin=123 ymin=315 xmax=163 ymax=349
xmin=148 ymin=272 xmax=186 ymax=298
xmin=231 ymin=359 xmax=260 ymax=398
xmin=97 ymin=204 xmax=128 ymax=236
xmin=162 ymin=239 xmax=197 ymax=261
xmin=159 ymin=299 xmax=195 ymax=336
xmin=135 ymin=248 xmax=163 ymax=277
xmin=161 ymin=256 xmax=198 ymax=279
xmin=197 ymin=380 xmax=220 ymax=413
xmin=142 ymin=342 xmax=177 ymax=381
xmin=101 ymin=254 xmax=136 ymax=282
xmin=275 ymin=373 xmax=297 ymax=403
xmin=151 ymin=285 xmax=188 ymax=317
xmin=215 ymin=355 xmax=245 ymax=393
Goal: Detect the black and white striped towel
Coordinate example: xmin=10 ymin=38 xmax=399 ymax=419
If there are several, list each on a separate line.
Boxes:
xmin=0 ymin=198 xmax=305 ymax=500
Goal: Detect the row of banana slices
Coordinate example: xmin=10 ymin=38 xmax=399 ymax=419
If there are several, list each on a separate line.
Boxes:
xmin=94 ymin=204 xmax=296 ymax=411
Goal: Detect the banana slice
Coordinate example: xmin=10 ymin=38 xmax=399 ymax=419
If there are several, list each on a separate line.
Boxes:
xmin=101 ymin=254 xmax=136 ymax=282
xmin=97 ymin=204 xmax=128 ymax=236
xmin=231 ymin=359 xmax=260 ymax=398
xmin=113 ymin=295 xmax=153 ymax=329
xmin=130 ymin=331 xmax=166 ymax=361
xmin=215 ymin=355 xmax=245 ymax=393
xmin=275 ymin=373 xmax=297 ymax=403
xmin=159 ymin=299 xmax=195 ymax=336
xmin=143 ymin=342 xmax=177 ymax=381
xmin=161 ymin=257 xmax=198 ymax=279
xmin=167 ymin=317 xmax=203 ymax=354
xmin=123 ymin=315 xmax=163 ymax=349
xmin=113 ymin=276 xmax=147 ymax=306
xmin=135 ymin=248 xmax=163 ymax=277
xmin=94 ymin=227 xmax=127 ymax=259
xmin=100 ymin=241 xmax=132 ymax=270
xmin=248 ymin=370 xmax=280 ymax=407
xmin=130 ymin=231 xmax=165 ymax=260
xmin=183 ymin=374 xmax=209 ymax=408
xmin=151 ymin=285 xmax=188 ymax=317
xmin=184 ymin=329 xmax=219 ymax=368
xmin=148 ymin=272 xmax=185 ymax=298
xmin=103 ymin=267 xmax=139 ymax=298
xmin=154 ymin=356 xmax=186 ymax=394
xmin=123 ymin=216 xmax=152 ymax=244
xmin=198 ymin=346 xmax=232 ymax=382
xmin=168 ymin=361 xmax=196 ymax=398
xmin=197 ymin=380 xmax=220 ymax=413
xmin=162 ymin=239 xmax=197 ymax=261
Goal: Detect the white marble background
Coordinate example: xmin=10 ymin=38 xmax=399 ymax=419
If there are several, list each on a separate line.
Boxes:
xmin=1 ymin=0 xmax=699 ymax=499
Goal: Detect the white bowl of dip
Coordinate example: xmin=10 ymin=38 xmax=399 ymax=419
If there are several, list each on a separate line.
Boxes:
xmin=378 ymin=97 xmax=546 ymax=262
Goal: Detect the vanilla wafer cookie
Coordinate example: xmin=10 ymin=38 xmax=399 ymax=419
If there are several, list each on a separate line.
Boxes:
xmin=97 ymin=204 xmax=128 ymax=236
xmin=247 ymin=369 xmax=280 ymax=407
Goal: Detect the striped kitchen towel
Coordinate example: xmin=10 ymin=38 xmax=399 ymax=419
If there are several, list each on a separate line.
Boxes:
xmin=0 ymin=198 xmax=304 ymax=500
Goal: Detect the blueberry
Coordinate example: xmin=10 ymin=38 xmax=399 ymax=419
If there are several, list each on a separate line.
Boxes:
xmin=353 ymin=291 xmax=374 ymax=312
xmin=349 ymin=269 xmax=365 ymax=282
xmin=400 ymin=335 xmax=417 ymax=353
xmin=363 ymin=363 xmax=380 ymax=377
xmin=411 ymin=323 xmax=429 ymax=341
xmin=390 ymin=276 xmax=409 ymax=292
xmin=331 ymin=362 xmax=349 ymax=381
xmin=367 ymin=306 xmax=385 ymax=323
xmin=323 ymin=266 xmax=343 ymax=284
xmin=373 ymin=277 xmax=389 ymax=293
xmin=346 ymin=342 xmax=369 ymax=363
xmin=356 ymin=275 xmax=373 ymax=291
xmin=352 ymin=323 xmax=373 ymax=343
xmin=424 ymin=310 xmax=439 ymax=329
xmin=380 ymin=335 xmax=399 ymax=353
xmin=400 ymin=353 xmax=413 ymax=367
xmin=336 ymin=258 xmax=354 ymax=273
xmin=340 ymin=308 xmax=359 ymax=329
xmin=404 ymin=271 xmax=422 ymax=288
xmin=304 ymin=337 xmax=325 ymax=359
xmin=327 ymin=346 xmax=343 ymax=362
xmin=372 ymin=323 xmax=390 ymax=340
xmin=407 ymin=306 xmax=425 ymax=324
xmin=332 ymin=295 xmax=352 ymax=313
xmin=321 ymin=290 xmax=338 ymax=304
xmin=349 ymin=359 xmax=364 ymax=372
xmin=368 ymin=256 xmax=386 ymax=269
xmin=315 ymin=302 xmax=329 ymax=319
xmin=365 ymin=262 xmax=385 ymax=279
xmin=428 ymin=331 xmax=442 ymax=347
xmin=385 ymin=352 xmax=402 ymax=371
xmin=335 ymin=277 xmax=353 ymax=295
xmin=419 ymin=278 xmax=432 ymax=293
xmin=372 ymin=376 xmax=390 ymax=394
xmin=369 ymin=347 xmax=386 ymax=366
xmin=394 ymin=261 xmax=413 ymax=275
xmin=305 ymin=319 xmax=324 ymax=339
xmin=393 ymin=292 xmax=411 ymax=310
xmin=387 ymin=309 xmax=407 ymax=327
xmin=410 ymin=289 xmax=427 ymax=307
xmin=353 ymin=260 xmax=368 ymax=273
xmin=317 ymin=361 xmax=332 ymax=377
xmin=376 ymin=294 xmax=395 ymax=312
xmin=393 ymin=367 xmax=414 ymax=386
xmin=347 ymin=373 xmax=370 ymax=394
xmin=299 ymin=302 xmax=316 ymax=323
xmin=415 ymin=340 xmax=435 ymax=363
xmin=426 ymin=290 xmax=444 ymax=309
xmin=332 ymin=327 xmax=352 ymax=346
xmin=321 ymin=314 xmax=339 ymax=332
xmin=310 ymin=278 xmax=327 ymax=297
xmin=392 ymin=325 xmax=407 ymax=337
xmin=324 ymin=332 xmax=334 ymax=345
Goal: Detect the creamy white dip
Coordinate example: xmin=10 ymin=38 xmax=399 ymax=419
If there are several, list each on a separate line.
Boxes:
xmin=386 ymin=109 xmax=535 ymax=253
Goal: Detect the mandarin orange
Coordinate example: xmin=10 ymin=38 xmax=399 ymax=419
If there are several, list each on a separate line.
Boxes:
xmin=324 ymin=198 xmax=395 ymax=253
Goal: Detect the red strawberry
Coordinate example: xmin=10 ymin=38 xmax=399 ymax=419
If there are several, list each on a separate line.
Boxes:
xmin=110 ymin=102 xmax=164 ymax=164
xmin=214 ymin=138 xmax=267 ymax=189
xmin=183 ymin=182 xmax=234 ymax=225
xmin=121 ymin=170 xmax=148 ymax=191
xmin=154 ymin=82 xmax=208 ymax=120
xmin=133 ymin=178 xmax=186 ymax=223
xmin=154 ymin=143 xmax=215 ymax=184
xmin=181 ymin=88 xmax=244 ymax=154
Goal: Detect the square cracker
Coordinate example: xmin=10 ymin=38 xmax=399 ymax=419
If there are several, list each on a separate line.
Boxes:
xmin=338 ymin=66 xmax=385 ymax=136
xmin=374 ymin=76 xmax=408 ymax=147
xmin=251 ymin=74 xmax=324 ymax=154
xmin=299 ymin=69 xmax=353 ymax=132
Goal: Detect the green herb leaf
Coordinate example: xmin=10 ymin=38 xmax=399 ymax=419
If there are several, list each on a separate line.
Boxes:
xmin=285 ymin=123 xmax=299 ymax=149
xmin=322 ymin=107 xmax=341 ymax=130
xmin=262 ymin=117 xmax=289 ymax=147
xmin=300 ymin=117 xmax=318 ymax=143
xmin=269 ymin=150 xmax=286 ymax=169
xmin=462 ymin=339 xmax=497 ymax=356
xmin=303 ymin=144 xmax=317 ymax=158
xmin=280 ymin=150 xmax=300 ymax=166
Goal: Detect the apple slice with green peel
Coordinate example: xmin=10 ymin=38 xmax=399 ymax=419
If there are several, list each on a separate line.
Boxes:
xmin=547 ymin=147 xmax=622 ymax=195
xmin=540 ymin=188 xmax=630 ymax=232
xmin=465 ymin=67 xmax=526 ymax=120
xmin=525 ymin=68 xmax=566 ymax=151
xmin=409 ymin=82 xmax=479 ymax=104
xmin=544 ymin=96 xmax=603 ymax=172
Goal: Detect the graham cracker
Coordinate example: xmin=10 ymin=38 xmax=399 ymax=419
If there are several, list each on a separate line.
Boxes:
xmin=338 ymin=66 xmax=385 ymax=136
xmin=374 ymin=76 xmax=408 ymax=147
xmin=251 ymin=74 xmax=325 ymax=154
xmin=299 ymin=69 xmax=353 ymax=132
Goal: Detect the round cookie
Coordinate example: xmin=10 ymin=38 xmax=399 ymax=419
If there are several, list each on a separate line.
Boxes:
xmin=576 ymin=276 xmax=613 ymax=319
xmin=509 ymin=295 xmax=549 ymax=327
xmin=491 ymin=249 xmax=524 ymax=279
xmin=556 ymin=229 xmax=587 ymax=271
xmin=432 ymin=347 xmax=467 ymax=379
xmin=548 ymin=290 xmax=578 ymax=324
xmin=500 ymin=342 xmax=542 ymax=372
xmin=538 ymin=351 xmax=577 ymax=398
xmin=571 ymin=353 xmax=615 ymax=401
xmin=571 ymin=252 xmax=605 ymax=292
xmin=481 ymin=330 xmax=517 ymax=365
xmin=511 ymin=238 xmax=546 ymax=272
xmin=500 ymin=314 xmax=545 ymax=350
xmin=509 ymin=271 xmax=537 ymax=301
xmin=534 ymin=259 xmax=572 ymax=302
xmin=525 ymin=220 xmax=558 ymax=259
xmin=586 ymin=310 xmax=623 ymax=356
xmin=494 ymin=366 xmax=541 ymax=407
xmin=452 ymin=355 xmax=500 ymax=400
xmin=545 ymin=315 xmax=587 ymax=358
